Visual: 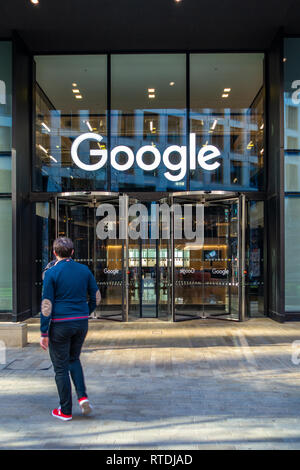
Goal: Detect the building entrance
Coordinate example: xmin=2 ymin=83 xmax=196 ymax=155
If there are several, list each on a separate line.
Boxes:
xmin=52 ymin=191 xmax=246 ymax=322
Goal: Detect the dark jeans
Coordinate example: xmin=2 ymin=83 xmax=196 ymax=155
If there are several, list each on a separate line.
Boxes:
xmin=49 ymin=320 xmax=88 ymax=415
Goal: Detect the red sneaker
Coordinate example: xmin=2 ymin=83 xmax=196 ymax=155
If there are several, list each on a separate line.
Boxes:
xmin=52 ymin=408 xmax=72 ymax=421
xmin=78 ymin=397 xmax=93 ymax=415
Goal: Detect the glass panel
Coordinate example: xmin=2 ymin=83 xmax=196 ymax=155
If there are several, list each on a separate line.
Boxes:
xmin=284 ymin=39 xmax=300 ymax=191
xmin=58 ymin=198 xmax=124 ymax=320
xmin=173 ymin=198 xmax=205 ymax=320
xmin=245 ymin=200 xmax=265 ymax=317
xmin=285 ymin=196 xmax=300 ymax=311
xmin=111 ymin=54 xmax=187 ymax=192
xmin=141 ymin=240 xmax=157 ymax=317
xmin=35 ymin=202 xmax=54 ymax=307
xmin=34 ymin=55 xmax=107 ymax=192
xmin=203 ymin=201 xmax=239 ymax=320
xmin=0 ymin=199 xmax=12 ymax=311
xmin=0 ymin=42 xmax=12 ymax=193
xmin=173 ymin=197 xmax=240 ymax=321
xmin=190 ymin=53 xmax=265 ymax=191
xmin=94 ymin=198 xmax=124 ymax=320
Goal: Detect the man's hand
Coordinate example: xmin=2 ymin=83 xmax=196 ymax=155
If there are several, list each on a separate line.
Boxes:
xmin=40 ymin=336 xmax=49 ymax=350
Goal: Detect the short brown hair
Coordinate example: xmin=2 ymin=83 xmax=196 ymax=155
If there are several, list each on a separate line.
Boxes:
xmin=53 ymin=237 xmax=74 ymax=258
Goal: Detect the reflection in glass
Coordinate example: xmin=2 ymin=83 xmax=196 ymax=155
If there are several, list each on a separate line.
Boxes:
xmin=111 ymin=54 xmax=187 ymax=192
xmin=190 ymin=53 xmax=264 ymax=191
xmin=0 ymin=42 xmax=12 ymax=193
xmin=173 ymin=198 xmax=240 ymax=320
xmin=285 ymin=196 xmax=300 ymax=311
xmin=0 ymin=199 xmax=12 ymax=311
xmin=245 ymin=200 xmax=264 ymax=317
xmin=34 ymin=55 xmax=107 ymax=192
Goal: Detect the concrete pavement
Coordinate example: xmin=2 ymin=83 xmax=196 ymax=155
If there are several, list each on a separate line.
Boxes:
xmin=0 ymin=317 xmax=300 ymax=449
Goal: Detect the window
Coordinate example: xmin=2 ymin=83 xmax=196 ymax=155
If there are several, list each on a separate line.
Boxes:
xmin=34 ymin=55 xmax=107 ymax=192
xmin=190 ymin=53 xmax=265 ymax=191
xmin=111 ymin=54 xmax=187 ymax=192
xmin=0 ymin=42 xmax=12 ymax=193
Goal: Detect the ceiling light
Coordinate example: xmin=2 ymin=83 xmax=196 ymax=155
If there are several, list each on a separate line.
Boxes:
xmin=224 ymin=88 xmax=231 ymax=92
xmin=72 ymin=83 xmax=77 ymax=87
xmin=148 ymin=88 xmax=155 ymax=93
xmin=49 ymin=155 xmax=58 ymax=163
xmin=75 ymin=95 xmax=82 ymax=99
xmin=222 ymin=93 xmax=229 ymax=98
xmin=30 ymin=0 xmax=39 ymax=4
xmin=211 ymin=119 xmax=218 ymax=130
xmin=170 ymin=82 xmax=175 ymax=86
xmin=148 ymin=94 xmax=155 ymax=99
xmin=38 ymin=144 xmax=48 ymax=154
xmin=72 ymin=89 xmax=80 ymax=93
xmin=85 ymin=120 xmax=93 ymax=132
xmin=41 ymin=122 xmax=50 ymax=132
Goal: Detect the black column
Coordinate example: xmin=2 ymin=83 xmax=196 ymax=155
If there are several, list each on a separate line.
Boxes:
xmin=266 ymin=31 xmax=285 ymax=322
xmin=11 ymin=32 xmax=34 ymax=322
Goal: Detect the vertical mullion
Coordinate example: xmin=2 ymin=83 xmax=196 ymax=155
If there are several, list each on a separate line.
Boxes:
xmin=186 ymin=53 xmax=190 ymax=192
xmin=107 ymin=53 xmax=111 ymax=192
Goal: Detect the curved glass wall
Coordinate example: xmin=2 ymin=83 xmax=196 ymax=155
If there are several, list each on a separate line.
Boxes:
xmin=33 ymin=53 xmax=265 ymax=193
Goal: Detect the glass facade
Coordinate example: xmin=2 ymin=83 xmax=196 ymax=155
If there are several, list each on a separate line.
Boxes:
xmin=0 ymin=41 xmax=12 ymax=192
xmin=0 ymin=41 xmax=12 ymax=312
xmin=284 ymin=38 xmax=300 ymax=312
xmin=33 ymin=53 xmax=265 ymax=193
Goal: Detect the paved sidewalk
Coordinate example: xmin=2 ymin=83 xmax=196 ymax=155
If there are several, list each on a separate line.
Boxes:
xmin=1 ymin=317 xmax=300 ymax=449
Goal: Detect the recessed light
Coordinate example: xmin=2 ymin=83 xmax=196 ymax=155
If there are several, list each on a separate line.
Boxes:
xmin=30 ymin=0 xmax=39 ymax=4
xmin=211 ymin=119 xmax=218 ymax=130
xmin=72 ymin=83 xmax=77 ymax=86
xmin=148 ymin=94 xmax=155 ymax=99
xmin=72 ymin=89 xmax=80 ymax=93
xmin=85 ymin=121 xmax=93 ymax=132
xmin=41 ymin=122 xmax=50 ymax=132
xmin=222 ymin=93 xmax=229 ymax=98
xmin=38 ymin=144 xmax=48 ymax=154
xmin=148 ymin=88 xmax=155 ymax=93
xmin=224 ymin=88 xmax=231 ymax=92
xmin=170 ymin=82 xmax=175 ymax=86
xmin=75 ymin=95 xmax=82 ymax=99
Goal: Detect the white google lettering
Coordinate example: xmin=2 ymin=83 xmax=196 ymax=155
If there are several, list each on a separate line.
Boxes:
xmin=212 ymin=268 xmax=229 ymax=276
xmin=292 ymin=80 xmax=300 ymax=104
xmin=104 ymin=268 xmax=119 ymax=275
xmin=180 ymin=268 xmax=195 ymax=274
xmin=71 ymin=132 xmax=221 ymax=181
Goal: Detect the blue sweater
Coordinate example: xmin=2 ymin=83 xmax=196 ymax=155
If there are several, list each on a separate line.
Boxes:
xmin=40 ymin=258 xmax=101 ymax=337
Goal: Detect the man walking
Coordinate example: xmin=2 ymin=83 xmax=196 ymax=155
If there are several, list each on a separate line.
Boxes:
xmin=39 ymin=237 xmax=101 ymax=421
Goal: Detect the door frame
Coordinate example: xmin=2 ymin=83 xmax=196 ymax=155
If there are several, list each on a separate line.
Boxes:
xmin=170 ymin=192 xmax=246 ymax=322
